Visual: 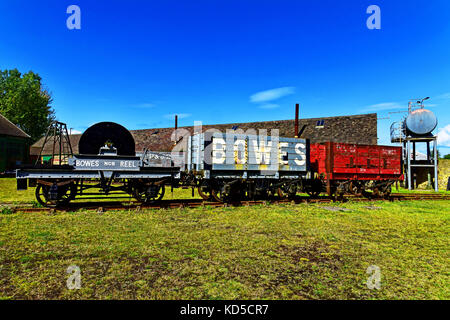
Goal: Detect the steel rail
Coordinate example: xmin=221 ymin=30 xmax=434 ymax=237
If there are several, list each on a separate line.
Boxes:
xmin=9 ymin=193 xmax=450 ymax=214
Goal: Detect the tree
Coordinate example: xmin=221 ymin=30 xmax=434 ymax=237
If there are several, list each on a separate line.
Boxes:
xmin=0 ymin=69 xmax=55 ymax=142
xmin=444 ymin=154 xmax=450 ymax=160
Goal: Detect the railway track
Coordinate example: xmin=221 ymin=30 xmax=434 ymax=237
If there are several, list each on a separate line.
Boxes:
xmin=8 ymin=193 xmax=450 ymax=214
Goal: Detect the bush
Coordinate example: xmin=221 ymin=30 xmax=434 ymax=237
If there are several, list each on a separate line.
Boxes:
xmin=0 ymin=206 xmax=13 ymax=214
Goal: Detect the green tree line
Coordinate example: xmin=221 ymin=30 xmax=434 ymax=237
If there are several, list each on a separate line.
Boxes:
xmin=0 ymin=69 xmax=55 ymax=142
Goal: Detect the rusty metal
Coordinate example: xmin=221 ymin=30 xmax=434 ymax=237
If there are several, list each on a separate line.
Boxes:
xmin=37 ymin=179 xmax=75 ymax=187
xmin=10 ymin=193 xmax=450 ymax=214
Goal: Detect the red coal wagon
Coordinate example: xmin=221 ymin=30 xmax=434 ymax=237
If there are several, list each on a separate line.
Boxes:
xmin=309 ymin=142 xmax=403 ymax=199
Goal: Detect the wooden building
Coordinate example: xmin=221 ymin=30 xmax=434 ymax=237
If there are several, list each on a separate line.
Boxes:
xmin=0 ymin=113 xmax=31 ymax=173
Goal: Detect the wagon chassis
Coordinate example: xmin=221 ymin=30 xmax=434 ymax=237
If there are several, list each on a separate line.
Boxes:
xmin=16 ymin=166 xmax=179 ymax=207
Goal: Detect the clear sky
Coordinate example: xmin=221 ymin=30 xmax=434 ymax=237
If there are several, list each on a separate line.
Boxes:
xmin=1 ymin=0 xmax=449 ymax=153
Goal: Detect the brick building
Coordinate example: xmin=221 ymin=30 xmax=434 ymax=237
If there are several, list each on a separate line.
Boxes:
xmin=31 ymin=113 xmax=378 ymax=156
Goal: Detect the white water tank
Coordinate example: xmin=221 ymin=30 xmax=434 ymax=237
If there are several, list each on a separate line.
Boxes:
xmin=405 ymin=109 xmax=437 ymax=136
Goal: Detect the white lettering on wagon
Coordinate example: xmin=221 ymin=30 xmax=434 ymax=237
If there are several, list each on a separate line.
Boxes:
xmin=212 ymin=138 xmax=226 ymax=164
xmin=249 ymin=138 xmax=273 ymax=165
xmin=211 ymin=137 xmax=306 ymax=167
xmin=234 ymin=139 xmax=246 ymax=164
xmin=279 ymin=142 xmax=289 ymax=165
xmin=294 ymin=143 xmax=306 ymax=166
xmin=75 ymin=160 xmax=100 ymax=167
xmin=120 ymin=161 xmax=137 ymax=168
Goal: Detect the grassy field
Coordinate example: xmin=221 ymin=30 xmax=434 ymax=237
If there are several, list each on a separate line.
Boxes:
xmin=0 ymin=199 xmax=449 ymax=300
xmin=0 ymin=178 xmax=449 ymax=299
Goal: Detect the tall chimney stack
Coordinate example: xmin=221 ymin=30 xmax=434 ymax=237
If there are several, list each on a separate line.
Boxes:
xmin=174 ymin=115 xmax=178 ymax=145
xmin=294 ymin=103 xmax=299 ymax=138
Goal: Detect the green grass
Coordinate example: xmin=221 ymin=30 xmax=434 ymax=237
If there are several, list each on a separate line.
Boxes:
xmin=0 ymin=200 xmax=449 ymax=299
xmin=0 ymin=178 xmax=37 ymax=204
xmin=392 ymin=186 xmax=450 ymax=195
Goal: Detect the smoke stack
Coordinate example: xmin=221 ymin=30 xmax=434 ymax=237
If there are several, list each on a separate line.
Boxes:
xmin=174 ymin=115 xmax=178 ymax=146
xmin=294 ymin=104 xmax=299 ymax=138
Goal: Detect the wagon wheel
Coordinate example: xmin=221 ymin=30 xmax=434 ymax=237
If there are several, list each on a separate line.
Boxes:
xmin=277 ymin=182 xmax=297 ymax=200
xmin=197 ymin=181 xmax=213 ymax=201
xmin=306 ymin=189 xmax=321 ymax=198
xmin=35 ymin=183 xmax=77 ymax=208
xmin=361 ymin=188 xmax=371 ymax=199
xmin=246 ymin=182 xmax=256 ymax=200
xmin=305 ymin=179 xmax=322 ymax=198
xmin=133 ymin=184 xmax=165 ymax=204
xmin=211 ymin=180 xmax=237 ymax=202
xmin=334 ymin=192 xmax=345 ymax=202
xmin=211 ymin=187 xmax=225 ymax=202
xmin=277 ymin=187 xmax=287 ymax=199
xmin=331 ymin=183 xmax=346 ymax=202
xmin=253 ymin=181 xmax=269 ymax=200
xmin=382 ymin=184 xmax=392 ymax=199
xmin=253 ymin=187 xmax=269 ymax=200
xmin=211 ymin=180 xmax=231 ymax=203
xmin=348 ymin=181 xmax=359 ymax=195
xmin=372 ymin=187 xmax=382 ymax=199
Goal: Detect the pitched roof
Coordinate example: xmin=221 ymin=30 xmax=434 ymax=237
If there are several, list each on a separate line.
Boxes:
xmin=31 ymin=113 xmax=378 ymax=155
xmin=0 ymin=113 xmax=30 ymax=138
xmin=132 ymin=113 xmax=378 ymax=152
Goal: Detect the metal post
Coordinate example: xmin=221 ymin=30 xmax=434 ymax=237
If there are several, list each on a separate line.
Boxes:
xmin=294 ymin=104 xmax=299 ymax=138
xmin=407 ymin=140 xmax=412 ymax=190
xmin=174 ymin=115 xmax=178 ymax=146
xmin=59 ymin=123 xmax=62 ymax=165
xmin=427 ymin=173 xmax=431 ymax=189
xmin=403 ymin=141 xmax=407 ymax=187
xmin=51 ymin=125 xmax=57 ymax=165
xmin=434 ymin=138 xmax=438 ymax=192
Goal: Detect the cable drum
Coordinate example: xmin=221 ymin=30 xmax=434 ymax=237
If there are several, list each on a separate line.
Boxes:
xmin=405 ymin=109 xmax=437 ymax=136
xmin=78 ymin=122 xmax=136 ymax=156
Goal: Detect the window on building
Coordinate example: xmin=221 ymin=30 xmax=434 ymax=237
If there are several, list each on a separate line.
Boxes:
xmin=316 ymin=120 xmax=325 ymax=128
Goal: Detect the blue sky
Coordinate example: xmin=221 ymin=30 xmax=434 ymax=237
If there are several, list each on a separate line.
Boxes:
xmin=0 ymin=0 xmax=449 ymax=153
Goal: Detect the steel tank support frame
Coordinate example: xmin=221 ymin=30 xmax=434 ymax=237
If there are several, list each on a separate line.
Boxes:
xmin=404 ymin=136 xmax=438 ymax=192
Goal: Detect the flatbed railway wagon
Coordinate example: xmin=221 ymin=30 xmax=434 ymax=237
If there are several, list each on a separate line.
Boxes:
xmin=310 ymin=142 xmax=403 ymax=198
xmin=184 ymin=131 xmax=312 ymax=202
xmin=15 ymin=122 xmax=180 ymax=207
